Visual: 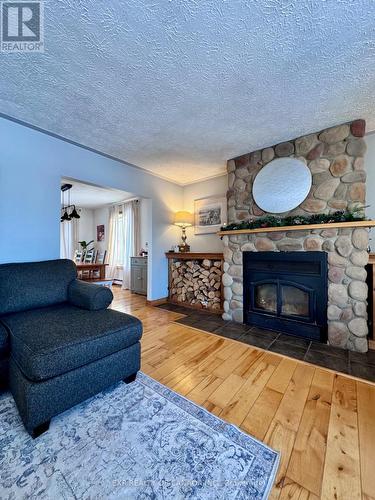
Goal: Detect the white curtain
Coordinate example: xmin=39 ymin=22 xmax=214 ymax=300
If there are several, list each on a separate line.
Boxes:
xmin=107 ymin=204 xmax=123 ymax=281
xmin=60 ymin=219 xmax=79 ymax=259
xmin=107 ymin=201 xmax=140 ymax=289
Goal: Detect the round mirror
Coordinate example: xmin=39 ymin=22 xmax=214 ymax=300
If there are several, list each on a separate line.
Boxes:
xmin=253 ymin=158 xmax=312 ymax=213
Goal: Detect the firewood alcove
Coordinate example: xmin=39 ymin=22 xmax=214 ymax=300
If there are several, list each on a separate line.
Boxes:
xmin=166 ymin=253 xmax=224 ymax=313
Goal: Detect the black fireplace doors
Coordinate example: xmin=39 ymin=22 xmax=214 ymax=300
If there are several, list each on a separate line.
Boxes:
xmin=243 ymin=252 xmax=328 ymax=342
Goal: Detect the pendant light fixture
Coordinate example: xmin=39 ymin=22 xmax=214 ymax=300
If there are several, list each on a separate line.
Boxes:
xmin=70 ymin=206 xmax=80 ymax=219
xmin=61 ymin=211 xmax=70 ymax=222
xmin=60 ymin=183 xmax=80 ymax=222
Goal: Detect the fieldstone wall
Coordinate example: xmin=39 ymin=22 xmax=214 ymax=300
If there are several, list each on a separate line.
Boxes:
xmin=223 ymin=119 xmax=369 ymax=352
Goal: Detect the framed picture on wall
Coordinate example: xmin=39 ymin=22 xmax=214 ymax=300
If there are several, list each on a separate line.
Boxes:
xmin=97 ymin=225 xmax=105 ymax=242
xmin=194 ymin=196 xmax=227 ymax=234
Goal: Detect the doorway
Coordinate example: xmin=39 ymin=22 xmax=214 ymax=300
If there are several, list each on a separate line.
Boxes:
xmin=60 ymin=178 xmax=150 ymax=292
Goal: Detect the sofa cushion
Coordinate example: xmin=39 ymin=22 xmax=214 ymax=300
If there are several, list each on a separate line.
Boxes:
xmin=0 ymin=322 xmax=9 ymax=358
xmin=2 ymin=303 xmax=142 ymax=382
xmin=0 ymin=259 xmax=77 ymax=315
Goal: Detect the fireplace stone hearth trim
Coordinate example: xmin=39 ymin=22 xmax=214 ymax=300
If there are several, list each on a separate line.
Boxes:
xmin=223 ymin=120 xmax=369 ymax=352
xmin=222 ymin=227 xmax=369 ymax=352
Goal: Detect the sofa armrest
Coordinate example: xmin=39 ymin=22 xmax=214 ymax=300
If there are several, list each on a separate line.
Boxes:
xmin=68 ymin=279 xmax=113 ymax=311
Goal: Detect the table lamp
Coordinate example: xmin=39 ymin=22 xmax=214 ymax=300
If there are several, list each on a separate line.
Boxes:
xmin=174 ymin=211 xmax=193 ymax=252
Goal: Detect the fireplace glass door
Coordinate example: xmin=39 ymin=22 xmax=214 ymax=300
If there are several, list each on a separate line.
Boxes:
xmin=255 ymin=283 xmax=277 ymax=313
xmin=281 ymin=285 xmax=309 ymax=318
xmin=253 ymin=281 xmax=312 ymax=321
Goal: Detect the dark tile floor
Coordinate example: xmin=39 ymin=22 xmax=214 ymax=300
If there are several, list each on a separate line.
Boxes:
xmin=158 ymin=303 xmax=375 ymax=383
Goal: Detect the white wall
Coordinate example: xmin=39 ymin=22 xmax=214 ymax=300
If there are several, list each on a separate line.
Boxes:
xmin=0 ymin=117 xmax=183 ymax=300
xmin=140 ymin=198 xmax=151 ymax=253
xmin=78 ymin=208 xmax=95 ymax=244
xmin=183 ymin=175 xmax=228 ymax=253
xmin=365 ymin=133 xmax=375 ymax=250
xmin=93 ymin=206 xmax=110 ymax=253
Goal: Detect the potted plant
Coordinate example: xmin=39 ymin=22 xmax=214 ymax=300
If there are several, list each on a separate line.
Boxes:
xmin=78 ymin=240 xmax=94 ymax=256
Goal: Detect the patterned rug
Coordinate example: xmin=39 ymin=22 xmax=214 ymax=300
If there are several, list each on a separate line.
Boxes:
xmin=0 ymin=373 xmax=279 ymax=499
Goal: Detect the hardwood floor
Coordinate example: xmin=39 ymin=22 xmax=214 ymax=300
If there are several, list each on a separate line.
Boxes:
xmin=111 ymin=287 xmax=375 ymax=499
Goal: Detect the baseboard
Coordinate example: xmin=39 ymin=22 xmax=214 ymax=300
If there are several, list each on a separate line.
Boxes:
xmin=147 ymin=297 xmax=168 ymax=306
xmin=369 ymin=339 xmax=375 ymax=351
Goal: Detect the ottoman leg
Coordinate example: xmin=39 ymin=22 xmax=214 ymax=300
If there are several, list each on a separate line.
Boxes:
xmin=123 ymin=373 xmax=137 ymax=384
xmin=31 ymin=420 xmax=50 ymax=439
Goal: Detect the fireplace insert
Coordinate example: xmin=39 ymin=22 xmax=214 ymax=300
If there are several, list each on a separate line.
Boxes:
xmin=243 ymin=251 xmax=328 ymax=342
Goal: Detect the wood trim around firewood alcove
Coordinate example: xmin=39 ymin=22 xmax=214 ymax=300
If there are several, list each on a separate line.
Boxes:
xmin=165 ymin=252 xmax=224 ymax=260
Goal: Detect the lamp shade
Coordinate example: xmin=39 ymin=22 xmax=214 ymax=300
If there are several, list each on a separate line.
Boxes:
xmin=174 ymin=211 xmax=193 ymax=227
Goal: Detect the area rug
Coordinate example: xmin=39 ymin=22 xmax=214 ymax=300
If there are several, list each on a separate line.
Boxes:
xmin=0 ymin=373 xmax=279 ymax=499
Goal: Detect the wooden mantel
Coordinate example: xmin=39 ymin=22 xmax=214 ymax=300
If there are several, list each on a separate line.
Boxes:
xmin=217 ymin=220 xmax=375 ymax=236
xmin=165 ymin=252 xmax=223 ymax=260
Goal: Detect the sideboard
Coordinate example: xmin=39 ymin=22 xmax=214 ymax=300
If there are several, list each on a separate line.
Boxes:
xmin=130 ymin=256 xmax=147 ymax=295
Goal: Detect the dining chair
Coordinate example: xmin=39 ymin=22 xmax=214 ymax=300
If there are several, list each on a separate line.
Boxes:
xmin=81 ymin=249 xmax=96 ymax=279
xmin=92 ymin=250 xmax=107 ymax=279
xmin=96 ymin=250 xmax=107 ymax=265
xmin=73 ymin=250 xmax=83 ymax=263
xmin=84 ymin=249 xmax=96 ymax=264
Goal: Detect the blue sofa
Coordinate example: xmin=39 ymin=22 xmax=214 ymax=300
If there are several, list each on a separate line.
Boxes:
xmin=0 ymin=259 xmax=142 ymax=438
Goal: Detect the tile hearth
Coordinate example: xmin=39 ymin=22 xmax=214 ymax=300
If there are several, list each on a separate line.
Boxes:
xmin=158 ymin=303 xmax=375 ymax=383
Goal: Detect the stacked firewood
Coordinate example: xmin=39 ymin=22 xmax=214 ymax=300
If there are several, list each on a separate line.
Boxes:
xmin=169 ymin=259 xmax=223 ymax=310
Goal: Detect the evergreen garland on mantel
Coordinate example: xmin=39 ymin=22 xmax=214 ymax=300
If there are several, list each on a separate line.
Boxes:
xmin=221 ymin=207 xmax=368 ymax=232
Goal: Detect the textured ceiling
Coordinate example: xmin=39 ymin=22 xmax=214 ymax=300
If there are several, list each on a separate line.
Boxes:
xmin=62 ymin=179 xmax=133 ymax=208
xmin=1 ymin=1 xmax=375 ymax=185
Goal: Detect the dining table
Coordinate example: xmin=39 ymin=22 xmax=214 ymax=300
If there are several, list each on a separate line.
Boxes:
xmin=76 ymin=263 xmax=108 ymax=280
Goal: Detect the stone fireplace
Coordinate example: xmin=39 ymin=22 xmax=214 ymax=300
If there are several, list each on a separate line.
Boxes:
xmin=222 ymin=120 xmax=369 ymax=352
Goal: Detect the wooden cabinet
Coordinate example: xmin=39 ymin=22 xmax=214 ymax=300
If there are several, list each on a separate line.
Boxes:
xmin=131 ymin=257 xmax=147 ymax=295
